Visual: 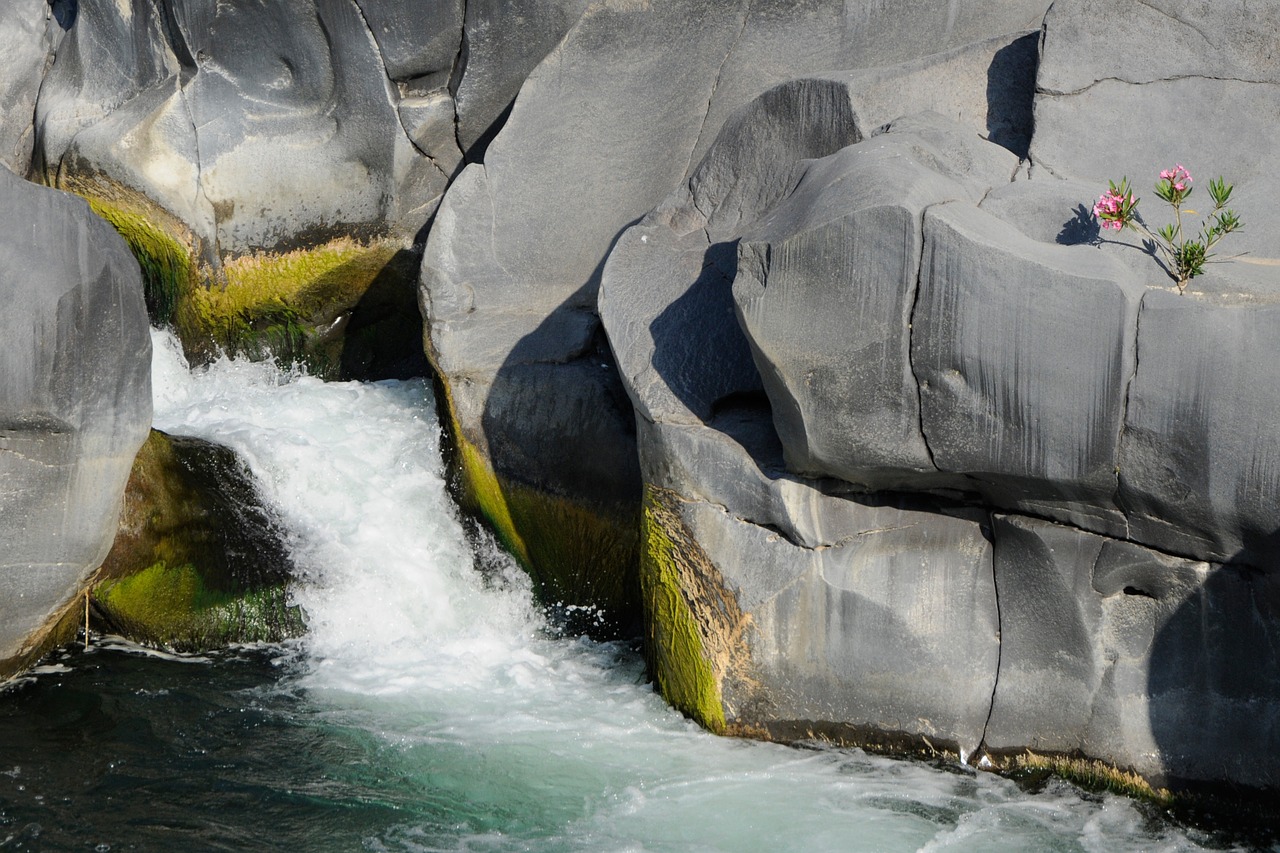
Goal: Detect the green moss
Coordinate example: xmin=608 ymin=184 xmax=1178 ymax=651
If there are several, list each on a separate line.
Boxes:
xmin=1009 ymin=751 xmax=1174 ymax=806
xmin=456 ymin=430 xmax=534 ymax=567
xmin=641 ymin=487 xmax=726 ymax=733
xmin=178 ymin=238 xmax=399 ymax=373
xmin=438 ymin=380 xmax=639 ymax=632
xmin=93 ymin=429 xmax=303 ymax=651
xmin=80 ymin=196 xmax=197 ymax=326
xmin=94 ymin=561 xmax=301 ymax=651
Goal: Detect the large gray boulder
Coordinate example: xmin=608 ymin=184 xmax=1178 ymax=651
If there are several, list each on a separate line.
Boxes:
xmin=983 ymin=514 xmax=1280 ymax=790
xmin=423 ymin=0 xmax=1049 ymax=626
xmin=599 ymin=0 xmax=1280 ymax=795
xmin=600 ymin=39 xmax=1041 ymax=750
xmin=36 ymin=0 xmax=439 ymax=256
xmin=0 ymin=167 xmax=151 ymax=678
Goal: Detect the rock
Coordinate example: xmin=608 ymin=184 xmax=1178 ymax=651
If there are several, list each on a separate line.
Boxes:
xmin=0 ymin=0 xmax=62 ymax=175
xmin=427 ymin=1 xmax=1048 ymax=628
xmin=92 ymin=430 xmax=303 ymax=650
xmin=912 ymin=200 xmax=1145 ymax=535
xmin=1117 ymin=292 xmax=1280 ymax=565
xmin=733 ymin=113 xmax=1019 ymax=492
xmin=644 ymin=481 xmax=998 ymax=754
xmin=0 ymin=166 xmax=151 ymax=679
xmin=32 ymin=0 xmax=447 ymax=378
xmin=982 ymin=514 xmax=1280 ymax=790
xmin=452 ymin=0 xmax=592 ymax=156
xmin=1030 ymin=0 xmax=1279 ymax=265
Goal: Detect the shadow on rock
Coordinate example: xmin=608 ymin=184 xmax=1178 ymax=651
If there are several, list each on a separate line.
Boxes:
xmin=1149 ymin=536 xmax=1280 ymax=796
xmin=474 ymin=279 xmax=644 ymax=637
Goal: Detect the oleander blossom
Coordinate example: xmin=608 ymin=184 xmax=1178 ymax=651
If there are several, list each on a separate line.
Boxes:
xmin=1090 ymin=164 xmax=1242 ymax=291
xmin=1093 ymin=186 xmax=1133 ymax=231
xmin=1159 ymin=163 xmax=1192 ymax=192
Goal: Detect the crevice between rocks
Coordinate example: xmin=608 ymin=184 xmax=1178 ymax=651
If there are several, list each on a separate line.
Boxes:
xmin=1132 ymin=0 xmax=1214 ymax=46
xmin=1113 ymin=290 xmax=1147 ymax=542
xmin=1038 ymin=73 xmax=1276 ymax=99
xmin=974 ymin=509 xmax=1001 ymax=765
xmin=448 ymin=0 xmax=468 ymax=160
xmin=907 ymin=203 xmax=942 ymax=472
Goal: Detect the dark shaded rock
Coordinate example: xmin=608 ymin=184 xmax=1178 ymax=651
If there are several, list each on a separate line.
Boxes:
xmin=92 ymin=430 xmax=303 ymax=650
xmin=0 ymin=167 xmax=151 ymax=679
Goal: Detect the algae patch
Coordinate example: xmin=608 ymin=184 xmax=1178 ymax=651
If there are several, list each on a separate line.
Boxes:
xmin=92 ymin=429 xmax=302 ymax=651
xmin=641 ymin=486 xmax=755 ymax=734
xmin=440 ymin=381 xmax=639 ymax=635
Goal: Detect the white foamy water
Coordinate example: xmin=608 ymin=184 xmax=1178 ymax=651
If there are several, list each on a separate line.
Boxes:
xmin=148 ymin=329 xmax=1227 ymax=853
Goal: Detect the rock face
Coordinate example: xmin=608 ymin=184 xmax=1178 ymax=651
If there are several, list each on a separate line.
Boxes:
xmin=0 ymin=0 xmax=63 ymax=175
xmin=598 ymin=0 xmax=1280 ymax=792
xmin=23 ymin=0 xmax=587 ymax=379
xmin=0 ymin=166 xmax=151 ymax=679
xmin=421 ymin=0 xmax=1047 ymax=632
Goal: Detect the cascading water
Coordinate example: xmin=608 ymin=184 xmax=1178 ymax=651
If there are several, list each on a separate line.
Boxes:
xmin=0 ymin=331 xmax=1239 ymax=851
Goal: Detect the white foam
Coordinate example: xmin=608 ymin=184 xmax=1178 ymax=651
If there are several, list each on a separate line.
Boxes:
xmin=147 ymin=328 xmax=1226 ymax=853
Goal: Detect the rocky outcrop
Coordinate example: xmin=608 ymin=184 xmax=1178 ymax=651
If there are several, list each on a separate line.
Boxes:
xmin=599 ymin=0 xmax=1280 ymax=793
xmin=23 ymin=0 xmax=587 ymax=379
xmin=420 ymin=0 xmax=1047 ymax=631
xmin=0 ymin=166 xmax=151 ymax=679
xmin=91 ymin=429 xmax=302 ymax=650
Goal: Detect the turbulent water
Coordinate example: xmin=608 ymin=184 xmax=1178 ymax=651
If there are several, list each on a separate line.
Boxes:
xmin=0 ymin=331 xmax=1250 ymax=851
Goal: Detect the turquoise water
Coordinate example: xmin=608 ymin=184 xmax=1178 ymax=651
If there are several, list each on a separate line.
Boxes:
xmin=0 ymin=332 xmax=1250 ymax=851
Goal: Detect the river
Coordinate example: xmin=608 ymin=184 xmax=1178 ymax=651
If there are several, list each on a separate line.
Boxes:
xmin=0 ymin=330 xmax=1246 ymax=851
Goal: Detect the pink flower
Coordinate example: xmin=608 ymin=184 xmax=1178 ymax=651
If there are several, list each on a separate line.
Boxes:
xmin=1093 ymin=186 xmax=1134 ymax=230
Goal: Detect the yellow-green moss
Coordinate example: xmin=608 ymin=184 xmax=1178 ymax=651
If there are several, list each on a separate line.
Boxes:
xmin=438 ymin=380 xmax=639 ymax=627
xmin=178 ymin=237 xmax=400 ymax=370
xmin=92 ymin=429 xmax=303 ymax=651
xmin=94 ymin=561 xmax=301 ymax=651
xmin=456 ymin=429 xmax=534 ymax=567
xmin=641 ymin=486 xmax=727 ymax=733
xmin=1009 ymin=751 xmax=1174 ymax=806
xmin=78 ymin=193 xmax=198 ymax=325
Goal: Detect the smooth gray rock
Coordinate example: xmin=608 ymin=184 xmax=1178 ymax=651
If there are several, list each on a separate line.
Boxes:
xmin=0 ymin=167 xmax=151 ymax=673
xmin=687 ymin=0 xmax=1048 ymax=167
xmin=679 ymin=490 xmax=999 ymax=754
xmin=734 ymin=116 xmax=1017 ymax=491
xmin=354 ymin=0 xmax=463 ymax=89
xmin=1030 ymin=0 xmax=1278 ymax=264
xmin=1118 ymin=292 xmax=1280 ymax=565
xmin=913 ymin=201 xmax=1145 ymax=536
xmin=0 ymin=0 xmax=61 ymax=175
xmin=452 ymin=0 xmax=591 ymax=156
xmin=983 ymin=514 xmax=1280 ymax=789
xmin=37 ymin=0 xmax=445 ymax=254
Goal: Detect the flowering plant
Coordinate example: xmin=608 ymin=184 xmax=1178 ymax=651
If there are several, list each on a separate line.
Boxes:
xmin=1093 ymin=164 xmax=1243 ymax=291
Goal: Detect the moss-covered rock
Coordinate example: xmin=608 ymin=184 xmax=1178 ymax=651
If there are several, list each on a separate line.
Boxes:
xmin=59 ymin=175 xmax=427 ymax=380
xmin=90 ymin=429 xmax=303 ymax=650
xmin=640 ymin=486 xmax=762 ymax=733
xmin=438 ymin=379 xmax=640 ymax=636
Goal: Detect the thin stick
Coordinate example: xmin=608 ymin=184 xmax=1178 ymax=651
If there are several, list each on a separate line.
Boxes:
xmin=83 ymin=590 xmax=90 ymax=649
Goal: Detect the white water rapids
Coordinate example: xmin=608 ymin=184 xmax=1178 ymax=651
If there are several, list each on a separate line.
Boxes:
xmin=147 ymin=328 xmax=1222 ymax=852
